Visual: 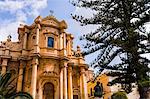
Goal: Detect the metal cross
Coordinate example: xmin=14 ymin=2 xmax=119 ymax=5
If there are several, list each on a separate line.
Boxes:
xmin=49 ymin=10 xmax=54 ymax=16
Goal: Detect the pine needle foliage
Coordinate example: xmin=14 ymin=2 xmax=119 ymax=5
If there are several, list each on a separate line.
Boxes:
xmin=71 ymin=0 xmax=150 ymax=98
xmin=111 ymin=91 xmax=128 ymax=99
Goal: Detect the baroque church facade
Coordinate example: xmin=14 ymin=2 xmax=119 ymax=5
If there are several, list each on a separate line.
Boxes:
xmin=0 ymin=15 xmax=94 ymax=99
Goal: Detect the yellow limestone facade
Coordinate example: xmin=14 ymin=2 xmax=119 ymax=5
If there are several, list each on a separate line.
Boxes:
xmin=87 ymin=73 xmax=111 ymax=99
xmin=0 ymin=15 xmax=91 ymax=99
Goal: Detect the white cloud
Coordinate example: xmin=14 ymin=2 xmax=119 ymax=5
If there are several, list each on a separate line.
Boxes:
xmin=0 ymin=0 xmax=48 ymax=41
xmin=0 ymin=0 xmax=48 ymax=17
xmin=0 ymin=20 xmax=22 ymax=41
xmin=0 ymin=0 xmax=24 ymax=13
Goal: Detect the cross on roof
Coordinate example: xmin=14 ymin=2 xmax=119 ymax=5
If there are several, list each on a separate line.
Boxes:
xmin=49 ymin=10 xmax=54 ymax=16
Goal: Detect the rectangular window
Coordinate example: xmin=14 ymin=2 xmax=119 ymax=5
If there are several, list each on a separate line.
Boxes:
xmin=48 ymin=37 xmax=54 ymax=48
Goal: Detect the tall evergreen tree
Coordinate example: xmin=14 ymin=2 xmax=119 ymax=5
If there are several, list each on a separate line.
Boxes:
xmin=71 ymin=0 xmax=150 ymax=98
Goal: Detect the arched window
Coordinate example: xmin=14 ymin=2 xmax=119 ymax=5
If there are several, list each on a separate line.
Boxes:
xmin=47 ymin=37 xmax=54 ymax=48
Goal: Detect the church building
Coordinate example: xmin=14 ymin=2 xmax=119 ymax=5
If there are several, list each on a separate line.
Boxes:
xmin=0 ymin=15 xmax=94 ymax=99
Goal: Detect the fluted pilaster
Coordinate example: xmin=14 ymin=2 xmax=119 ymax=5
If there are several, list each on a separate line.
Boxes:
xmin=63 ymin=65 xmax=67 ymax=99
xmin=1 ymin=58 xmax=8 ymax=74
xmin=17 ymin=61 xmax=24 ymax=92
xmin=68 ymin=63 xmax=73 ymax=99
xmin=80 ymin=66 xmax=88 ymax=99
xmin=60 ymin=67 xmax=64 ymax=99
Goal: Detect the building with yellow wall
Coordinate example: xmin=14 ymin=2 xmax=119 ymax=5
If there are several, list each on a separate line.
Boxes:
xmin=87 ymin=73 xmax=140 ymax=99
xmin=87 ymin=73 xmax=111 ymax=99
xmin=0 ymin=15 xmax=92 ymax=99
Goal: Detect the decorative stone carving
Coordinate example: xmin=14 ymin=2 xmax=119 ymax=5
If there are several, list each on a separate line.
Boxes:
xmin=60 ymin=20 xmax=67 ymax=29
xmin=0 ymin=35 xmax=13 ymax=48
xmin=42 ymin=71 xmax=58 ymax=77
xmin=72 ymin=46 xmax=83 ymax=57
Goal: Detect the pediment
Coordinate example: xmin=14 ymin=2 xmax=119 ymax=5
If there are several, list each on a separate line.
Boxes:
xmin=41 ymin=16 xmax=60 ymax=28
xmin=41 ymin=20 xmax=59 ymax=27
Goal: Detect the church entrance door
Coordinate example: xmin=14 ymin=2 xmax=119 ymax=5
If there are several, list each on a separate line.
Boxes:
xmin=43 ymin=82 xmax=54 ymax=99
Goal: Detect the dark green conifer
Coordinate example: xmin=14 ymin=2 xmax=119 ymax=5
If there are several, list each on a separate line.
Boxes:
xmin=71 ymin=0 xmax=150 ymax=98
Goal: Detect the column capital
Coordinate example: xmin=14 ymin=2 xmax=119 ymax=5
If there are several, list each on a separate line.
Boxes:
xmin=80 ymin=67 xmax=86 ymax=75
xmin=79 ymin=64 xmax=88 ymax=75
xmin=67 ymin=62 xmax=74 ymax=73
xmin=24 ymin=32 xmax=28 ymax=34
xmin=67 ymin=62 xmax=74 ymax=67
xmin=79 ymin=64 xmax=88 ymax=70
xmin=68 ymin=66 xmax=72 ymax=73
xmin=32 ymin=58 xmax=39 ymax=65
xmin=20 ymin=61 xmax=26 ymax=69
xmin=24 ymin=31 xmax=29 ymax=35
xmin=60 ymin=29 xmax=65 ymax=33
xmin=2 ymin=58 xmax=8 ymax=67
xmin=60 ymin=61 xmax=68 ymax=68
xmin=37 ymin=24 xmax=41 ymax=29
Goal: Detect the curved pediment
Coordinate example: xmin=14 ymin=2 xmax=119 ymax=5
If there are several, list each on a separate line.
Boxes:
xmin=42 ymin=16 xmax=59 ymax=23
xmin=41 ymin=16 xmax=60 ymax=28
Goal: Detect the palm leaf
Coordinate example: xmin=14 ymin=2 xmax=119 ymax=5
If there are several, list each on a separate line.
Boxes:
xmin=8 ymin=92 xmax=33 ymax=99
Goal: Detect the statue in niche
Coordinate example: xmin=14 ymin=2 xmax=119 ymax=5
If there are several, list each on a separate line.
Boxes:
xmin=94 ymin=81 xmax=103 ymax=98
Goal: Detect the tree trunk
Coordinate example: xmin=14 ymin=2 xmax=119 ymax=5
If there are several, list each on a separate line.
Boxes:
xmin=138 ymin=85 xmax=150 ymax=99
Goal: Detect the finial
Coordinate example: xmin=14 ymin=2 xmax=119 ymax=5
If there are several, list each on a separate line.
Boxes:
xmin=49 ymin=10 xmax=54 ymax=16
xmin=34 ymin=16 xmax=42 ymax=23
xmin=7 ymin=35 xmax=12 ymax=42
xmin=77 ymin=45 xmax=80 ymax=51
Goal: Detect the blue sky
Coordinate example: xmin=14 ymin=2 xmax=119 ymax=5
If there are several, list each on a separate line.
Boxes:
xmin=0 ymin=0 xmax=96 ymax=47
xmin=0 ymin=0 xmax=97 ymax=64
xmin=0 ymin=0 xmax=77 ymax=41
xmin=0 ymin=0 xmax=149 ymax=68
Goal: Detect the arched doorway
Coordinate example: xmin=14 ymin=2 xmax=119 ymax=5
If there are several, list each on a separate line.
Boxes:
xmin=43 ymin=82 xmax=54 ymax=99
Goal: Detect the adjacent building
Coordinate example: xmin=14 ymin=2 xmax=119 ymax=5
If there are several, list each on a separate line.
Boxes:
xmin=87 ymin=73 xmax=111 ymax=99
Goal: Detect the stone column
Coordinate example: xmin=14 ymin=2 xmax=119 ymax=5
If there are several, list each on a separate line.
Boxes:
xmin=63 ymin=63 xmax=68 ymax=99
xmin=22 ymin=31 xmax=28 ymax=56
xmin=23 ymin=32 xmax=28 ymax=49
xmin=59 ymin=33 xmax=63 ymax=50
xmin=67 ymin=37 xmax=71 ymax=56
xmin=80 ymin=66 xmax=88 ymax=99
xmin=16 ymin=62 xmax=24 ymax=92
xmin=34 ymin=24 xmax=40 ymax=53
xmin=68 ymin=63 xmax=73 ymax=99
xmin=1 ymin=58 xmax=8 ymax=74
xmin=80 ymin=74 xmax=83 ymax=99
xmin=31 ymin=58 xmax=38 ymax=99
xmin=60 ymin=67 xmax=63 ymax=99
xmin=61 ymin=30 xmax=67 ymax=56
xmin=63 ymin=32 xmax=66 ymax=49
